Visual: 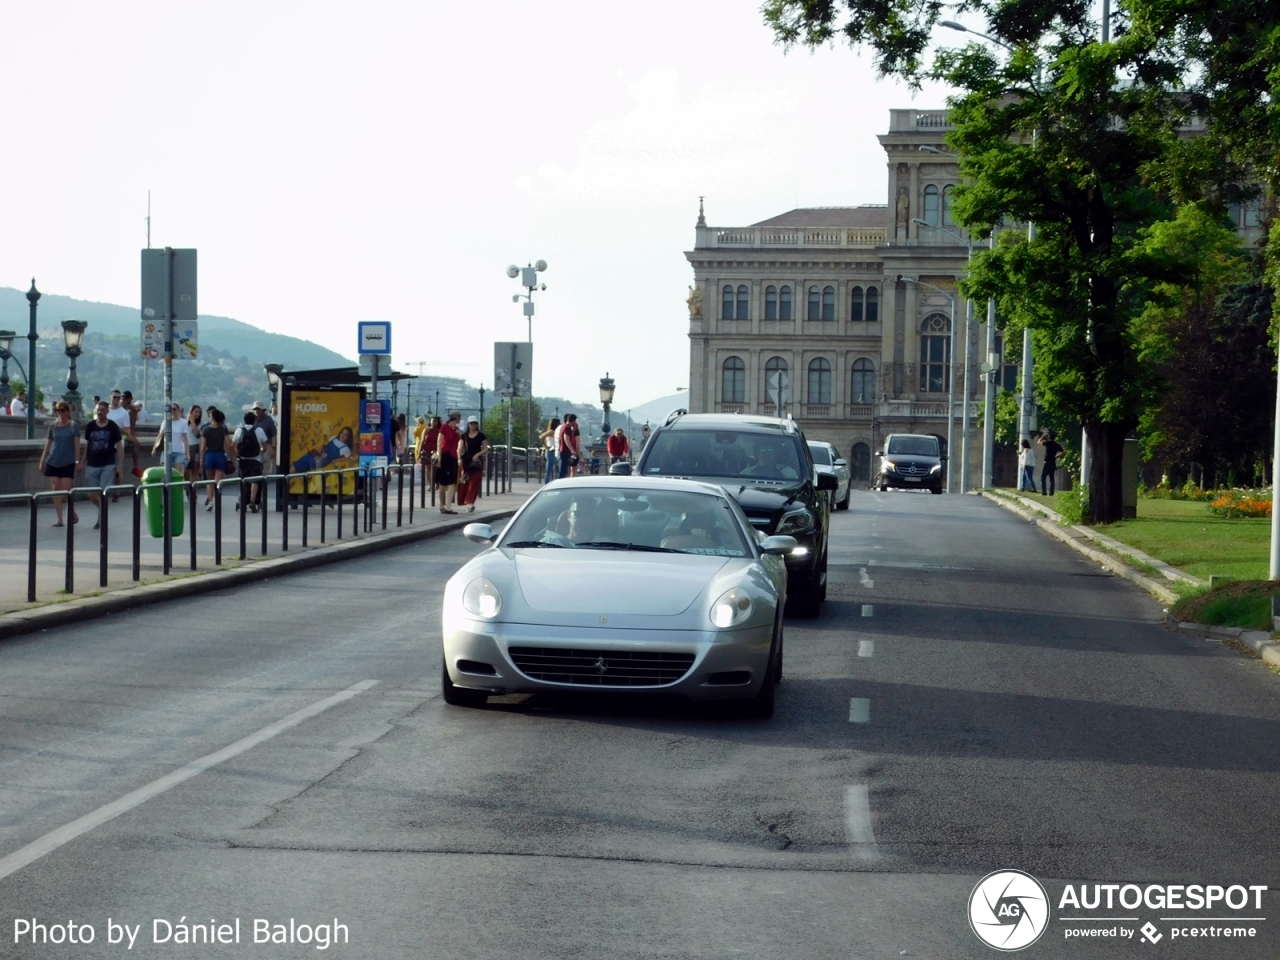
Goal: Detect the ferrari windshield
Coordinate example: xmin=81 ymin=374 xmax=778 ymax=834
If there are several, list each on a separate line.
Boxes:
xmin=643 ymin=430 xmax=803 ymax=481
xmin=503 ymin=487 xmax=749 ymax=557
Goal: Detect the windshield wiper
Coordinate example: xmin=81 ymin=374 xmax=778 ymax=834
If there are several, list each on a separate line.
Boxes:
xmin=576 ymin=541 xmax=681 ymax=553
xmin=505 ymin=540 xmax=566 ymax=548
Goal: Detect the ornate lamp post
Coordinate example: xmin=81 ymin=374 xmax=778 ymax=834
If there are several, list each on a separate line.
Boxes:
xmin=26 ymin=280 xmax=40 ymax=438
xmin=60 ymin=319 xmax=88 ymax=419
xmin=264 ymin=363 xmax=284 ymax=412
xmin=599 ymin=373 xmax=615 ymax=440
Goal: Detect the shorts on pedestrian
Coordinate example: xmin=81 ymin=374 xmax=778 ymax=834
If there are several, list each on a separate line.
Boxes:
xmin=167 ymin=452 xmax=187 ymax=470
xmin=204 ymin=451 xmax=229 ymax=473
xmin=43 ymin=462 xmax=75 ymax=480
xmin=84 ymin=463 xmax=117 ymax=491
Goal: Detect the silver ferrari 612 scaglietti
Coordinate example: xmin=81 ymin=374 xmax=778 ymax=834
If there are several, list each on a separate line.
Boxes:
xmin=440 ymin=477 xmax=797 ymax=717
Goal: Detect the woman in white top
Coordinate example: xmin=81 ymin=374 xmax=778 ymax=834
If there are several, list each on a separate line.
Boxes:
xmin=1017 ymin=438 xmax=1036 ymax=492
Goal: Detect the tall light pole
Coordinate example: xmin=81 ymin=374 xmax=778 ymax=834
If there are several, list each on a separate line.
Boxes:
xmin=507 ymin=260 xmax=547 ymax=482
xmin=60 ymin=320 xmax=87 ymax=420
xmin=900 ymin=276 xmax=957 ymax=492
xmin=26 ymin=280 xmax=39 ymax=439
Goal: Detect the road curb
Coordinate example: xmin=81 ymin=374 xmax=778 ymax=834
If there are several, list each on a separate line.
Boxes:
xmin=979 ymin=491 xmax=1180 ymax=605
xmin=1169 ymin=618 xmax=1280 ymax=668
xmin=0 ymin=506 xmax=519 ymax=642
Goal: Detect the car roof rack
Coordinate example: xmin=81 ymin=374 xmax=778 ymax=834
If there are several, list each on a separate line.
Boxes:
xmin=664 ymin=407 xmax=687 ymax=426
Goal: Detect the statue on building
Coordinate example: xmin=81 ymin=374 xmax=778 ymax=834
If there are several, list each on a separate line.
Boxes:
xmin=895 ymin=187 xmax=910 ymax=242
xmin=687 ymin=285 xmax=703 ymax=319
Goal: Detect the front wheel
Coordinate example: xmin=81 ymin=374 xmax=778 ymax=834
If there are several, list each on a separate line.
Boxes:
xmin=930 ymin=486 xmax=943 ymax=495
xmin=837 ymin=488 xmax=851 ymax=510
xmin=786 ymin=572 xmax=821 ymax=619
xmin=442 ymin=659 xmax=488 ymax=707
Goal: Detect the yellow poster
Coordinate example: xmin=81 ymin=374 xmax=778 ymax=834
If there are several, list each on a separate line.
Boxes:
xmin=287 ymin=390 xmax=359 ymax=495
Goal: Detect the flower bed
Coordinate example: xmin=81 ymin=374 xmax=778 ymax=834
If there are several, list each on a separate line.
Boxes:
xmin=1208 ymin=490 xmax=1273 ymax=519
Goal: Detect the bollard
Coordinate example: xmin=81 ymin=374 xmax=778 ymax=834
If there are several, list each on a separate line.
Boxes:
xmin=100 ymin=489 xmax=110 ymax=587
xmin=28 ymin=496 xmax=38 ymax=602
xmin=382 ymin=470 xmax=389 ymax=530
xmin=132 ymin=488 xmax=142 ymax=581
xmin=260 ymin=480 xmax=268 ymax=556
xmin=188 ymin=484 xmax=198 ymax=571
xmin=214 ymin=484 xmax=223 ymax=566
xmin=238 ymin=480 xmax=247 ymax=561
xmin=407 ymin=464 xmax=414 ymax=524
xmin=396 ymin=466 xmax=404 ymax=527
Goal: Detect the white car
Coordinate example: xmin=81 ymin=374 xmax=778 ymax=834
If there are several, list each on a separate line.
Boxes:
xmin=807 ymin=441 xmax=851 ymax=510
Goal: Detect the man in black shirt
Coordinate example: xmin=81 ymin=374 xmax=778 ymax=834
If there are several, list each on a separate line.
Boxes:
xmin=79 ymin=400 xmax=124 ymax=529
xmin=1039 ymin=430 xmax=1065 ymax=496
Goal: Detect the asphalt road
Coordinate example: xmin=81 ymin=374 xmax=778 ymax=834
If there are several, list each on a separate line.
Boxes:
xmin=2 ymin=489 xmax=1279 ymax=959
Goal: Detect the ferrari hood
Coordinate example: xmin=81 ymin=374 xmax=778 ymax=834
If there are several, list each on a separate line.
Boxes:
xmin=512 ymin=551 xmax=728 ymax=615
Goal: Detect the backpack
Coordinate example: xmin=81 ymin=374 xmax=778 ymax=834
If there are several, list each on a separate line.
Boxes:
xmin=236 ymin=427 xmax=262 ymax=459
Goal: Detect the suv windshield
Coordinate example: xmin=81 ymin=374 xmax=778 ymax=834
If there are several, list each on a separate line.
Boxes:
xmin=643 ymin=430 xmax=803 ymax=481
xmin=808 ymin=444 xmax=831 ymax=465
xmin=503 ymin=487 xmax=749 ymax=557
xmin=887 ymin=436 xmax=940 ymax=457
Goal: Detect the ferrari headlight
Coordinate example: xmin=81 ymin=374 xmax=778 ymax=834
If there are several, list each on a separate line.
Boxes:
xmin=462 ymin=577 xmax=503 ymax=619
xmin=777 ymin=510 xmax=814 ymax=534
xmin=710 ymin=588 xmax=753 ymax=629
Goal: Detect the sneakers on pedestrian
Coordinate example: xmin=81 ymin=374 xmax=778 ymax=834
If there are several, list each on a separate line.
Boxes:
xmin=92 ymin=519 xmax=100 ymax=530
xmin=205 ymin=502 xmax=214 ymax=511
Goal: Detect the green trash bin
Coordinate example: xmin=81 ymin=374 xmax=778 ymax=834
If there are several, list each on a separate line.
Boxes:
xmin=141 ymin=466 xmax=186 ymax=538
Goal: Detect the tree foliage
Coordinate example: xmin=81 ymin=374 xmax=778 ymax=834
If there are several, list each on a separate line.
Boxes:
xmin=483 ymin=397 xmax=543 ymax=450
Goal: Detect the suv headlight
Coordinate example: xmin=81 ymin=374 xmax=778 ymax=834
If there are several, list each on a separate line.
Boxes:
xmin=777 ymin=510 xmax=814 ymax=535
xmin=462 ymin=577 xmax=502 ymax=619
xmin=930 ymin=463 xmax=942 ymax=474
xmin=882 ymin=459 xmax=897 ymax=472
xmin=710 ymin=588 xmax=752 ymax=628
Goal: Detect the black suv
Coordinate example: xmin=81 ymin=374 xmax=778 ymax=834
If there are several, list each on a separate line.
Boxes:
xmin=874 ymin=433 xmax=945 ymax=494
xmin=635 ymin=411 xmax=838 ymax=617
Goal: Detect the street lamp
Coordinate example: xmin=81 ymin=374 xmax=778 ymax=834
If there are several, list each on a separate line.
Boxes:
xmin=264 ymin=363 xmax=284 ymax=413
xmin=26 ymin=279 xmax=40 ymax=439
xmin=60 ymin=319 xmax=87 ymax=419
xmin=599 ymin=373 xmax=615 ymax=439
xmin=900 ymin=277 xmax=958 ymax=492
xmin=508 ymin=259 xmax=547 ymax=483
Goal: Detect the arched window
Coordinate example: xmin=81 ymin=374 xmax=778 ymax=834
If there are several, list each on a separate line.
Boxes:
xmin=779 ymin=285 xmax=793 ymax=320
xmin=851 ymin=358 xmax=876 ymax=403
xmin=764 ymin=285 xmax=778 ymax=321
xmin=850 ymin=442 xmax=871 ymax=481
xmin=850 ymin=286 xmax=864 ymax=322
xmin=919 ymin=312 xmax=951 ymax=393
xmin=808 ymin=358 xmax=832 ymax=403
xmin=923 ymin=185 xmax=940 ymax=226
xmin=764 ymin=356 xmax=789 ymax=407
xmin=736 ymin=284 xmax=750 ymax=320
xmin=942 ymin=185 xmax=956 ymax=227
xmin=821 ymin=285 xmax=835 ymax=321
xmin=721 ymin=285 xmax=734 ymax=320
xmin=721 ymin=356 xmax=745 ymax=403
xmin=865 ymin=286 xmax=879 ymax=322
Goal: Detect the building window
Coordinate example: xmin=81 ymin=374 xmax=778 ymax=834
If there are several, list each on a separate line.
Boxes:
xmin=807 ymin=286 xmax=820 ymax=320
xmin=919 ymin=312 xmax=951 ymax=393
xmin=923 ymin=185 xmax=940 ymax=226
xmin=851 ymin=442 xmax=871 ymax=481
xmin=942 ymin=185 xmax=956 ymax=226
xmin=764 ymin=285 xmax=778 ymax=320
xmin=821 ymin=286 xmax=835 ymax=321
xmin=721 ymin=356 xmax=745 ymax=403
xmin=865 ymin=286 xmax=879 ymax=322
xmin=850 ymin=286 xmax=864 ymax=321
xmin=736 ymin=284 xmax=750 ymax=320
xmin=779 ymin=285 xmax=793 ymax=320
xmin=764 ymin=356 xmax=789 ymax=407
xmin=851 ymin=358 xmax=875 ymax=403
xmin=808 ymin=358 xmax=832 ymax=403
xmin=721 ymin=285 xmax=734 ymax=320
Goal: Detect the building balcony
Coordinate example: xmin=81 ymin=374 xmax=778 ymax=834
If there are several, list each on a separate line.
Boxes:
xmin=697 ymin=226 xmax=888 ymax=250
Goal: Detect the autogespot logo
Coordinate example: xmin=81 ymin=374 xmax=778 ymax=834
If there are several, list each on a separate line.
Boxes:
xmin=969 ymin=870 xmax=1050 ymax=951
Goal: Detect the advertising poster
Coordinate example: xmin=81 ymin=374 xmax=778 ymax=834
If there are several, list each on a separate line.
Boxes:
xmin=359 ymin=399 xmax=392 ymax=473
xmin=287 ymin=389 xmax=359 ymax=496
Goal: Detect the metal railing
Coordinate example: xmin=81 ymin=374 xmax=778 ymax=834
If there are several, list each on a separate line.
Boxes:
xmin=3 ymin=463 xmax=434 ymax=604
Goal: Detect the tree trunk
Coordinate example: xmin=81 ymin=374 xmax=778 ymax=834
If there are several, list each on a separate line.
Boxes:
xmin=1087 ymin=423 xmax=1129 ymax=524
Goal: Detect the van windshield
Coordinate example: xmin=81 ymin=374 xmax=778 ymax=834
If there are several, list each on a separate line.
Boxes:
xmin=887 ymin=436 xmax=939 ymax=457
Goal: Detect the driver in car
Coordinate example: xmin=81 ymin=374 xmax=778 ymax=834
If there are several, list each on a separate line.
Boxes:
xmin=746 ymin=444 xmax=798 ymax=480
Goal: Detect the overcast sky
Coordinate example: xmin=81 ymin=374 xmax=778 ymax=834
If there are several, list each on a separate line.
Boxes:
xmin=2 ymin=0 xmax=952 ymax=409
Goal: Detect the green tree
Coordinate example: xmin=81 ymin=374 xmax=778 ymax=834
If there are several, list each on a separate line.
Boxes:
xmin=8 ymin=380 xmax=44 ymax=409
xmin=483 ymin=397 xmax=543 ymax=450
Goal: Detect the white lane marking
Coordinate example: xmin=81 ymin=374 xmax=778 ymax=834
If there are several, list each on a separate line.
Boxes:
xmin=844 ymin=784 xmax=878 ymax=856
xmin=858 ymin=567 xmax=874 ymax=588
xmin=0 ymin=679 xmax=380 ymax=882
xmin=858 ymin=640 xmax=875 ymax=658
xmin=848 ymin=698 xmax=870 ymax=723
xmin=861 ymin=604 xmax=874 ymax=617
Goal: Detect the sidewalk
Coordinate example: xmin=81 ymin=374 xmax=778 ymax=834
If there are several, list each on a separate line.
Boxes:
xmin=0 ymin=478 xmax=542 ymax=615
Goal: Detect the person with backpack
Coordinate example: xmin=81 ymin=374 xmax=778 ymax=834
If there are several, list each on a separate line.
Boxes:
xmin=251 ymin=401 xmax=277 ymax=507
xmin=233 ymin=411 xmax=269 ymax=513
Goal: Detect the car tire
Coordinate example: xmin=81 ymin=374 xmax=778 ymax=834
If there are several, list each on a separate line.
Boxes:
xmin=441 ymin=659 xmax=488 ymax=707
xmin=744 ymin=633 xmax=778 ymax=719
xmin=837 ymin=488 xmax=850 ymax=510
xmin=786 ymin=572 xmax=821 ymax=619
xmin=930 ymin=486 xmax=943 ymax=495
xmin=774 ymin=612 xmax=785 ymax=682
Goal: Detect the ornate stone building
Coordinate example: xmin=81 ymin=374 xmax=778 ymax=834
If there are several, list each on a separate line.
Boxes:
xmin=685 ymin=108 xmax=995 ymax=483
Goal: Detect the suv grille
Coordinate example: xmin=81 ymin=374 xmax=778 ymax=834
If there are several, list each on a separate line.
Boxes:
xmin=898 ymin=464 xmax=930 ymax=476
xmin=508 ymin=647 xmax=696 ymax=686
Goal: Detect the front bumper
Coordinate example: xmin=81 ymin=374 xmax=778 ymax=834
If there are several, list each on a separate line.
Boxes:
xmin=443 ymin=619 xmax=773 ymax=701
xmin=881 ymin=472 xmax=942 ymax=491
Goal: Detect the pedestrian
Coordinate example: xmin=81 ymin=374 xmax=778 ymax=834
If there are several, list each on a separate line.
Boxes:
xmin=40 ymin=401 xmax=81 ymax=526
xmin=456 ymin=415 xmax=489 ymax=512
xmin=435 ymin=410 xmax=463 ymax=513
xmin=641 ymin=422 xmax=651 ymax=448
xmin=233 ymin=411 xmax=269 ymax=512
xmin=9 ymin=390 xmax=27 ymax=418
xmin=121 ymin=390 xmax=142 ymax=472
xmin=1018 ymin=438 xmax=1036 ymax=492
xmin=539 ymin=417 xmax=560 ymax=484
xmin=412 ymin=415 xmax=426 ymax=463
xmin=251 ymin=401 xmax=277 ymax=506
xmin=606 ymin=427 xmax=629 ymax=464
xmin=185 ymin=405 xmax=204 ymax=484
xmin=199 ymin=408 xmax=231 ymax=509
xmin=151 ymin=403 xmax=190 ymax=474
xmin=1038 ymin=430 xmax=1064 ymax=496
xmin=394 ymin=413 xmax=408 ymax=465
xmin=79 ymin=400 xmax=124 ymax=528
xmin=558 ymin=413 xmax=582 ymax=478
xmin=419 ymin=415 xmax=441 ymax=490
